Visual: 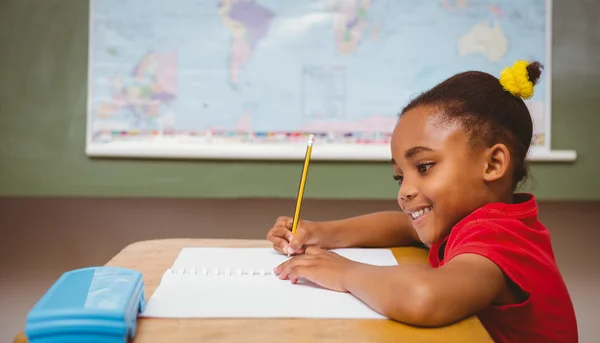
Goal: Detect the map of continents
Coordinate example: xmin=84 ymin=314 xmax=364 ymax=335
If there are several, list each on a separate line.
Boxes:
xmin=218 ymin=0 xmax=274 ymax=88
xmin=96 ymin=51 xmax=177 ymax=131
xmin=218 ymin=0 xmax=372 ymax=87
xmin=89 ymin=0 xmax=548 ymax=147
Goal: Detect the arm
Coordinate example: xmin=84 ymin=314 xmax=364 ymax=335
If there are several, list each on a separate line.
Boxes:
xmin=343 ymin=253 xmax=507 ymax=326
xmin=267 ymin=211 xmax=419 ymax=255
xmin=320 ymin=211 xmax=420 ymax=249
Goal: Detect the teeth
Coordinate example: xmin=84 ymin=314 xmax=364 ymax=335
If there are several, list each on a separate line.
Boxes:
xmin=411 ymin=207 xmax=431 ymax=220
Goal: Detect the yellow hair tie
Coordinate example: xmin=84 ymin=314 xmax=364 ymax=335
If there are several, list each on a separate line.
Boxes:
xmin=499 ymin=60 xmax=534 ymax=99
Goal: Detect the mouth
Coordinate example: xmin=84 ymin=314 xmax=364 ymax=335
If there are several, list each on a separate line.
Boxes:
xmin=409 ymin=206 xmax=432 ymax=221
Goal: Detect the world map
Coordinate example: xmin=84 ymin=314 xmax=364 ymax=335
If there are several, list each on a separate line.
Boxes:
xmin=88 ymin=0 xmax=550 ymax=152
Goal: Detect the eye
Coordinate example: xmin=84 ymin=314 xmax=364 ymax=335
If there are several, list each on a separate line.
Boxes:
xmin=417 ymin=162 xmax=434 ymax=174
xmin=393 ymin=174 xmax=403 ymax=185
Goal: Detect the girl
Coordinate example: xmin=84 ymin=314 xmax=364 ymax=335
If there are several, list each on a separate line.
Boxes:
xmin=266 ymin=60 xmax=577 ymax=343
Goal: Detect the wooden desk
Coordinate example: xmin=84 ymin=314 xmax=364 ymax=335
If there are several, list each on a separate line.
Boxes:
xmin=15 ymin=238 xmax=493 ymax=343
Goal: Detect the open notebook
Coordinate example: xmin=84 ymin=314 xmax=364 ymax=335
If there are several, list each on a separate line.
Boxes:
xmin=140 ymin=247 xmax=398 ymax=319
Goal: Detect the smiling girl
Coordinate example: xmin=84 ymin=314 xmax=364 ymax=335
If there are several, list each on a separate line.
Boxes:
xmin=266 ymin=60 xmax=577 ymax=343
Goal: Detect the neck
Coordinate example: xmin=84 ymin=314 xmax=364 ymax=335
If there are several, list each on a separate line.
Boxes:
xmin=487 ymin=181 xmax=515 ymax=204
xmin=496 ymin=191 xmax=514 ymax=204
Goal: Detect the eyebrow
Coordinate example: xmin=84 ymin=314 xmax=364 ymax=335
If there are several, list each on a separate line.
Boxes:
xmin=391 ymin=146 xmax=434 ymax=165
xmin=405 ymin=146 xmax=433 ymax=159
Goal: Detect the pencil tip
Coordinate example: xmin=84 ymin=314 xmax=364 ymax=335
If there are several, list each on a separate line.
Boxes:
xmin=308 ymin=134 xmax=315 ymax=145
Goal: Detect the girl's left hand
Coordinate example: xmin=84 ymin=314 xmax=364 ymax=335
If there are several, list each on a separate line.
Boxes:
xmin=273 ymin=246 xmax=362 ymax=292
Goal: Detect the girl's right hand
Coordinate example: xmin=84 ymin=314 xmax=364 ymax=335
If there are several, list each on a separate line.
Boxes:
xmin=266 ymin=216 xmax=321 ymax=255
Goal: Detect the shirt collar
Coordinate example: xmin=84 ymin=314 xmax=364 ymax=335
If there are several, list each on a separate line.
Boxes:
xmin=428 ymin=193 xmax=539 ymax=267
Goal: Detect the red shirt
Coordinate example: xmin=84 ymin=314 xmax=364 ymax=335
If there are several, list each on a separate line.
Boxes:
xmin=429 ymin=193 xmax=578 ymax=343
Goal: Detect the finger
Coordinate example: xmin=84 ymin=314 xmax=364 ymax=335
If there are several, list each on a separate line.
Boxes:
xmin=287 ymin=239 xmax=305 ymax=256
xmin=288 ymin=230 xmax=308 ymax=251
xmin=273 ymin=257 xmax=294 ymax=275
xmin=267 ymin=226 xmax=294 ymax=251
xmin=272 ymin=242 xmax=285 ymax=254
xmin=266 ymin=231 xmax=289 ymax=253
xmin=305 ymin=246 xmax=323 ymax=255
xmin=289 ymin=266 xmax=311 ymax=284
xmin=276 ymin=216 xmax=293 ymax=230
xmin=279 ymin=263 xmax=302 ymax=280
xmin=269 ymin=225 xmax=293 ymax=240
xmin=276 ymin=256 xmax=314 ymax=280
xmin=267 ymin=235 xmax=288 ymax=254
xmin=289 ymin=224 xmax=316 ymax=255
xmin=278 ymin=261 xmax=294 ymax=280
xmin=286 ymin=245 xmax=304 ymax=256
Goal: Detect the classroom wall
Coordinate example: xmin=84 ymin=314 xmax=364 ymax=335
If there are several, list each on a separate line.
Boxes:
xmin=0 ymin=0 xmax=599 ymax=200
xmin=1 ymin=2 xmax=600 ymax=342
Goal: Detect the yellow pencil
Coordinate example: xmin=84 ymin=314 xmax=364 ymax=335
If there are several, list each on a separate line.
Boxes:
xmin=291 ymin=134 xmax=315 ymax=236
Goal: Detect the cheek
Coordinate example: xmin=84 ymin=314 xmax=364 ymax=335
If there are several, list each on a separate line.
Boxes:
xmin=426 ymin=160 xmax=480 ymax=198
xmin=426 ymin=162 xmax=485 ymax=224
xmin=420 ymin=170 xmax=459 ymax=202
xmin=422 ymin=165 xmax=476 ymax=223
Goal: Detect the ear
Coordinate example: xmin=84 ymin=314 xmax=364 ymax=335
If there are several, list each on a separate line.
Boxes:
xmin=482 ymin=143 xmax=510 ymax=182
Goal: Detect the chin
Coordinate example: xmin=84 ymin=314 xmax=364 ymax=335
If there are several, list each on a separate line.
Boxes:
xmin=420 ymin=238 xmax=436 ymax=246
xmin=417 ymin=232 xmax=442 ymax=246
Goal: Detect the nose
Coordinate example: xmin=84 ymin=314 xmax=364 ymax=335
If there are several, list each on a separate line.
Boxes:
xmin=398 ymin=183 xmax=418 ymax=204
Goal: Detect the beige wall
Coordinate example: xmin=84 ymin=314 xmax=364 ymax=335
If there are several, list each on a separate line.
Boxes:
xmin=1 ymin=198 xmax=598 ymax=342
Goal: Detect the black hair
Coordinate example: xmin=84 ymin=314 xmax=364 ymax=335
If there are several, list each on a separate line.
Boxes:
xmin=400 ymin=61 xmax=543 ymax=190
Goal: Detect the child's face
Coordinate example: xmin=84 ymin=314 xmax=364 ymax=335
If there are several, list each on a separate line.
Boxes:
xmin=390 ymin=105 xmax=491 ymax=245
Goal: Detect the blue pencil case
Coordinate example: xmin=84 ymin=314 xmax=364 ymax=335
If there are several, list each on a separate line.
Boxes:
xmin=25 ymin=266 xmax=145 ymax=343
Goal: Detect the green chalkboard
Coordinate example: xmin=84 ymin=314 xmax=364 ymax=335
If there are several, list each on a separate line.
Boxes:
xmin=0 ymin=0 xmax=599 ymax=200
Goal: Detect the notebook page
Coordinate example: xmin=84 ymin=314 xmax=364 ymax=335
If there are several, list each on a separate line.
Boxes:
xmin=170 ymin=247 xmax=398 ymax=271
xmin=142 ymin=272 xmax=385 ymax=319
xmin=141 ymin=247 xmax=398 ymax=319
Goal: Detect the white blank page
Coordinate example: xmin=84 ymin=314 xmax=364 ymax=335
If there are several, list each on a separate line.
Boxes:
xmin=141 ymin=247 xmax=398 ymax=319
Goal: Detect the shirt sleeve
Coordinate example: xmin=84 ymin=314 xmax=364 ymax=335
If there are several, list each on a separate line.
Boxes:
xmin=442 ymin=219 xmax=544 ymax=300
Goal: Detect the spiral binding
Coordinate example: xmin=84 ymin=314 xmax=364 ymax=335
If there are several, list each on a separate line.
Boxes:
xmin=167 ymin=267 xmax=276 ymax=277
